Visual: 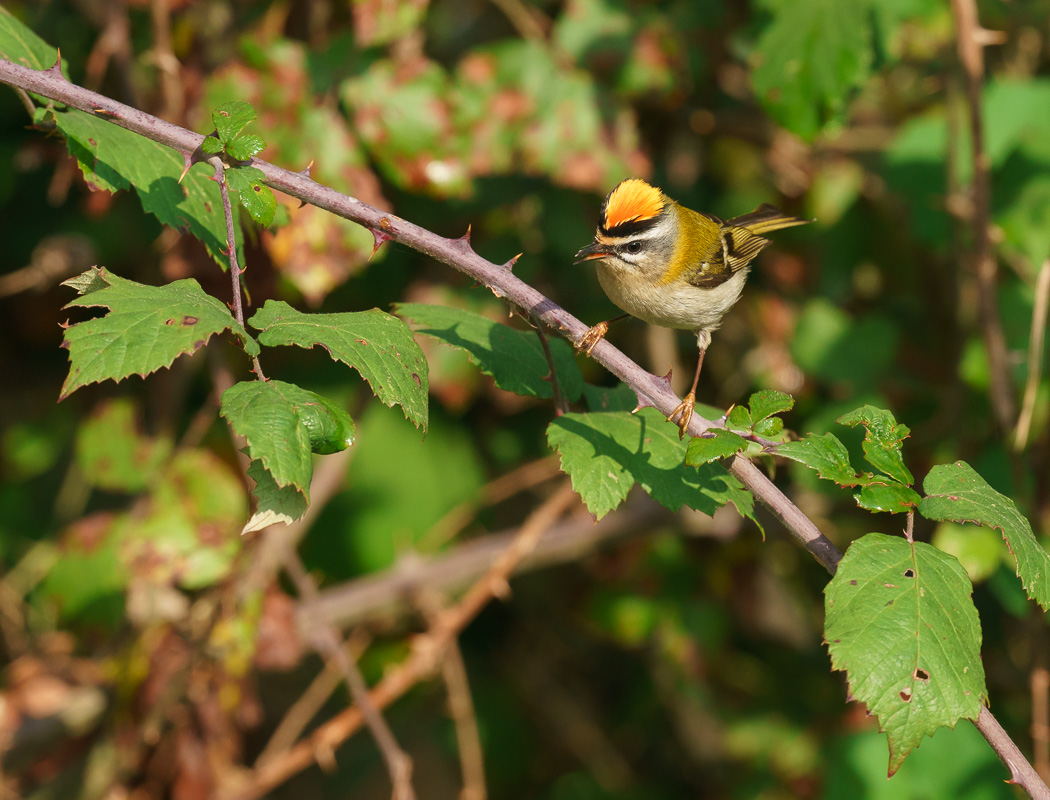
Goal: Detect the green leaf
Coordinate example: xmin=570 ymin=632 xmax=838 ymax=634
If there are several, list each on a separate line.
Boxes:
xmin=61 ymin=268 xmax=111 ymax=296
xmin=751 ymin=0 xmax=874 ymax=140
xmin=220 ymin=380 xmax=350 ymax=497
xmin=753 ymin=416 xmax=784 ymax=438
xmin=243 ymin=459 xmax=309 ymax=534
xmin=40 ymin=517 xmax=125 ymax=626
xmin=144 ymin=449 xmax=246 ymax=590
xmin=777 ymin=433 xmax=858 ymax=486
xmin=547 ymin=409 xmax=755 ymax=522
xmin=298 ymin=393 xmax=356 ymax=455
xmin=212 ymin=100 xmax=257 ymax=142
xmin=749 ymin=389 xmax=794 ymax=423
xmin=200 ymin=135 xmax=225 ymax=155
xmin=582 ymin=382 xmax=637 ymax=412
xmin=727 ymin=405 xmax=752 ymax=430
xmin=396 ymin=302 xmax=583 ymax=403
xmin=0 ymin=6 xmax=62 ymax=72
xmin=249 ymin=300 xmax=428 ymax=430
xmin=60 ymin=268 xmax=249 ymax=400
xmin=225 ymin=166 xmax=276 ymax=226
xmin=838 ymin=405 xmax=914 ymax=485
xmin=919 ymin=462 xmax=1050 ymax=611
xmin=50 ymin=109 xmax=235 ymax=266
xmin=685 ymin=429 xmax=748 ymax=466
xmin=855 ymin=481 xmax=921 ymax=514
xmin=226 ymin=133 xmax=266 ymax=161
xmin=75 ymin=399 xmax=171 ymax=492
xmin=825 ymin=533 xmax=986 ymax=775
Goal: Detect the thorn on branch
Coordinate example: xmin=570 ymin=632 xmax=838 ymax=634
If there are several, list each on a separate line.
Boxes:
xmin=502 ymin=253 xmax=522 ymax=272
xmin=632 ymin=370 xmax=672 ymax=412
xmin=370 ymin=228 xmax=393 ymax=261
xmin=299 ymin=160 xmax=314 ymax=178
xmin=47 ymin=49 xmax=64 ymax=76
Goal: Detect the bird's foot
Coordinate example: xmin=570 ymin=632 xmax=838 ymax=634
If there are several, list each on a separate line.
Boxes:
xmin=667 ymin=391 xmax=696 ymax=440
xmin=577 ymin=321 xmax=610 ymax=355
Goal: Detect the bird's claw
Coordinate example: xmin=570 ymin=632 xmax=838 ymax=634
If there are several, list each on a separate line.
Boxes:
xmin=668 ymin=391 xmax=696 ymax=440
xmin=576 ymin=321 xmax=610 ymax=355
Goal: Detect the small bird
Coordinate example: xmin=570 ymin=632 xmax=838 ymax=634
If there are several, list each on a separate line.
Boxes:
xmin=574 ymin=178 xmax=809 ymax=438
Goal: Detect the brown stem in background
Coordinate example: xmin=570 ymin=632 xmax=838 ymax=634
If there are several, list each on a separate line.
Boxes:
xmin=1033 ymin=632 xmax=1050 ymax=782
xmin=1015 ymin=260 xmax=1050 ymax=451
xmin=950 ymin=0 xmax=1014 ymax=432
xmin=440 ymin=642 xmax=488 ymax=800
xmin=283 ymin=551 xmax=417 ymax=800
xmin=226 ymin=483 xmax=578 ymax=800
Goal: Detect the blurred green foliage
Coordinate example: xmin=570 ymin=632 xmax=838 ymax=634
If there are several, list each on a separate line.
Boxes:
xmin=1 ymin=0 xmax=1049 ymax=799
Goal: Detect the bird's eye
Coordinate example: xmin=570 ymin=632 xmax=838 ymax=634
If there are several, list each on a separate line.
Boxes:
xmin=625 ymin=241 xmax=643 ymax=254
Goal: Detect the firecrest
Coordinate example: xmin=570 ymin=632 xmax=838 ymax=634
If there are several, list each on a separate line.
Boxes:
xmin=574 ymin=178 xmax=809 ymax=438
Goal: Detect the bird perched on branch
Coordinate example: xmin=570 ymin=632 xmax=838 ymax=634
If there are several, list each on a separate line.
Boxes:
xmin=575 ymin=178 xmax=809 ymax=438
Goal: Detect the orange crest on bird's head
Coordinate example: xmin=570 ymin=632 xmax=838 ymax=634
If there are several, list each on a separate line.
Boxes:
xmin=600 ymin=179 xmax=666 ymax=234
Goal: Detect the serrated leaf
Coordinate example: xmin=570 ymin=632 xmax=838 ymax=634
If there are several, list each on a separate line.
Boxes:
xmin=395 ymin=303 xmax=583 ymax=404
xmin=727 ymin=405 xmax=752 ymax=430
xmin=249 ymin=300 xmax=428 ymax=430
xmin=60 ymin=268 xmax=249 ymax=399
xmin=221 ymin=380 xmax=352 ymax=497
xmin=777 ymin=433 xmax=858 ymax=486
xmin=225 ymin=166 xmax=276 ymax=226
xmin=749 ymin=389 xmax=794 ymax=423
xmin=226 ymin=133 xmax=266 ymax=161
xmin=753 ymin=417 xmax=784 ymax=438
xmin=547 ymin=409 xmax=755 ymax=523
xmin=51 ymin=108 xmax=235 ymax=265
xmin=826 ymin=533 xmax=986 ymax=775
xmin=244 ymin=459 xmax=308 ymax=534
xmin=855 ymin=481 xmax=921 ymax=514
xmin=751 ymin=0 xmax=874 ymax=140
xmin=685 ymin=429 xmax=748 ymax=466
xmin=61 ymin=266 xmax=110 ymax=296
xmin=838 ymin=405 xmax=913 ymax=485
xmin=201 ymin=135 xmax=225 ymax=155
xmin=213 ymin=100 xmax=256 ymax=142
xmin=919 ymin=461 xmax=1050 ymax=610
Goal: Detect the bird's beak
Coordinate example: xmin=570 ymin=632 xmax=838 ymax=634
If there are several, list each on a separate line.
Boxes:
xmin=574 ymin=242 xmax=611 ymax=264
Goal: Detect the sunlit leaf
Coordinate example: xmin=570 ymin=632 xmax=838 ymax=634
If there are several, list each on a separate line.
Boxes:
xmin=60 ymin=268 xmax=251 ymax=399
xmin=826 ymin=533 xmax=986 ymax=775
xmin=919 ymin=461 xmax=1050 ymax=610
xmin=547 ymin=409 xmax=755 ymax=523
xmin=250 ymin=300 xmax=428 ymax=430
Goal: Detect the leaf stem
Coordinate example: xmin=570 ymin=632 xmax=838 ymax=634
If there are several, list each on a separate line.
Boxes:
xmin=208 ymin=155 xmax=265 ymax=380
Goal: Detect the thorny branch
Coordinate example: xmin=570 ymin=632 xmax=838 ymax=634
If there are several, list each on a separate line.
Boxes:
xmin=1 ymin=56 xmax=1047 ymax=800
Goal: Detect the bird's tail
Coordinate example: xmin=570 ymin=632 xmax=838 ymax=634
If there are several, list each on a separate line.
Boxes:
xmin=727 ymin=203 xmax=811 ymax=235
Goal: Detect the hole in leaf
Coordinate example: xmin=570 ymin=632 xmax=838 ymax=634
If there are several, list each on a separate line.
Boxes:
xmin=914 ymin=668 xmax=930 ymax=681
xmin=182 ymin=316 xmax=199 ymax=326
xmin=903 ymin=569 xmax=915 ymax=578
xmin=900 ymin=689 xmax=912 ymax=702
xmin=165 ymin=318 xmax=176 ymax=325
xmin=850 ymin=580 xmax=857 ymax=586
